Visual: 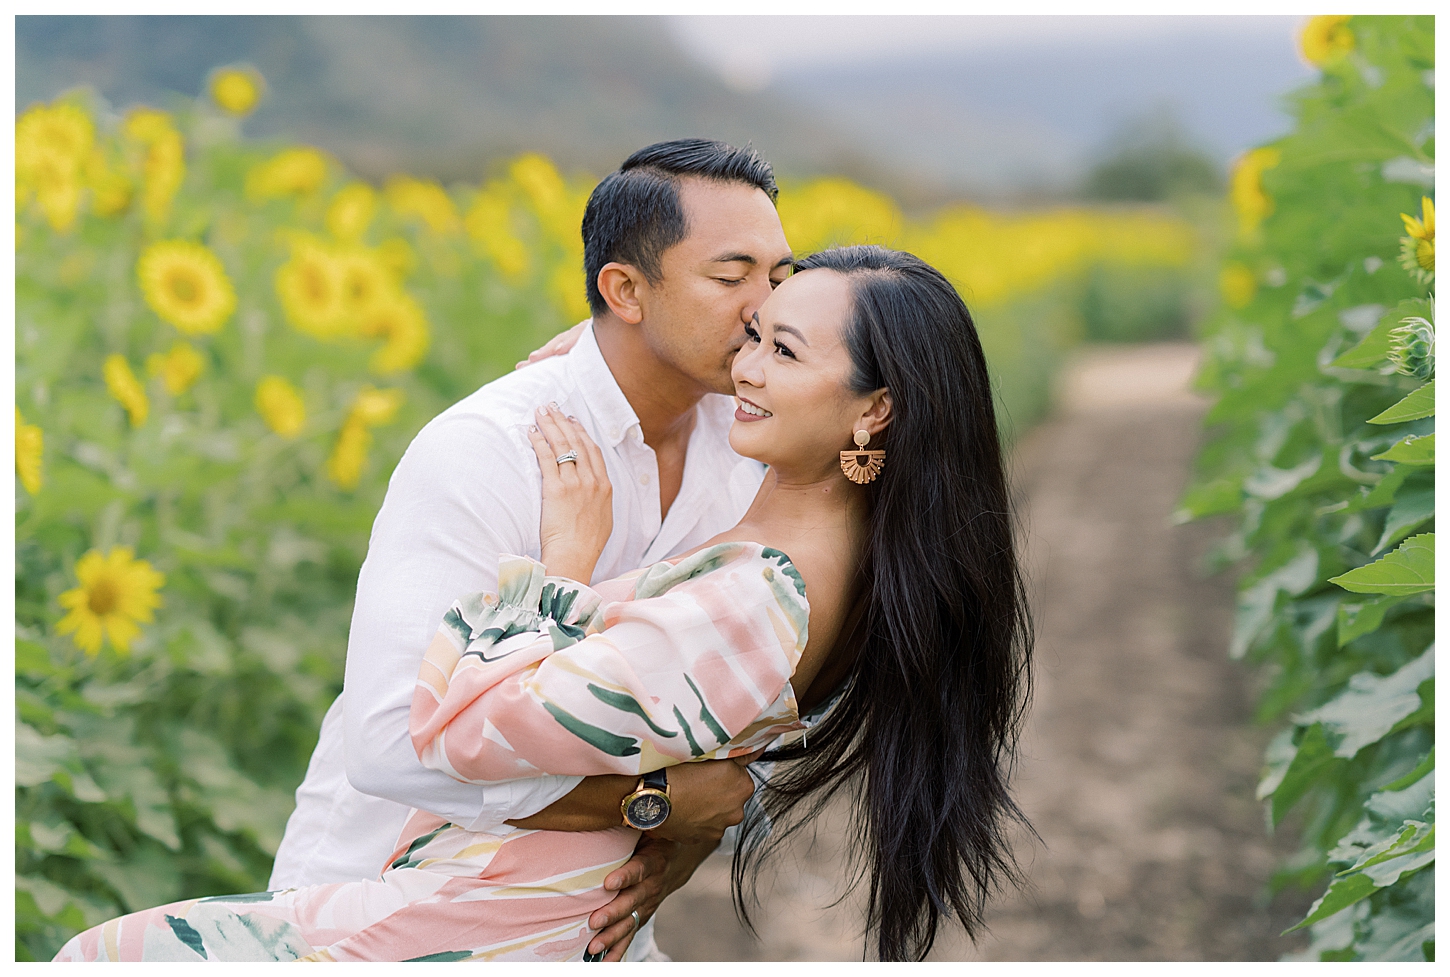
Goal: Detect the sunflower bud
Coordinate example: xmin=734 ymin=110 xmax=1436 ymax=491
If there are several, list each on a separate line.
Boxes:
xmin=1387 ymin=314 xmax=1435 ymax=381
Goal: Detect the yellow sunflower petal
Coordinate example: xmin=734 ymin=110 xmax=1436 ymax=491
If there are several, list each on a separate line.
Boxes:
xmin=137 ymin=240 xmax=237 ymax=335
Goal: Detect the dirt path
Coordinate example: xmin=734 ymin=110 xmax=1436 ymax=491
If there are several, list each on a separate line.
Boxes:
xmin=653 ymin=343 xmax=1313 ymax=961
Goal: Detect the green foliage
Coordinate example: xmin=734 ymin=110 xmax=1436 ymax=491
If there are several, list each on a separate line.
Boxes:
xmin=14 ymin=92 xmax=584 ymax=960
xmin=1181 ymin=15 xmax=1434 ymax=961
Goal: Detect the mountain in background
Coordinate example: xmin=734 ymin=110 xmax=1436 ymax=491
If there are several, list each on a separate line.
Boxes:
xmin=18 ymin=15 xmax=1314 ymax=206
xmin=17 ymin=15 xmax=909 ymax=195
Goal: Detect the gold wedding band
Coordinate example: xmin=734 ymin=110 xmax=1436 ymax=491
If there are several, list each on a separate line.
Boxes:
xmin=555 ymin=450 xmax=579 ymax=465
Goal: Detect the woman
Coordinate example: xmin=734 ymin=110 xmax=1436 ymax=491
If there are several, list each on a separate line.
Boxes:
xmin=56 ymin=246 xmax=1034 ymax=963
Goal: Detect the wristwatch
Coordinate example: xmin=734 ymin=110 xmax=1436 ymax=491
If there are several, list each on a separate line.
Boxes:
xmin=620 ymin=768 xmax=671 ymax=830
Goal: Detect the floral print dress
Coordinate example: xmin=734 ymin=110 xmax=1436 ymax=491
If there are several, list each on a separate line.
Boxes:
xmin=54 ymin=542 xmax=810 ymax=962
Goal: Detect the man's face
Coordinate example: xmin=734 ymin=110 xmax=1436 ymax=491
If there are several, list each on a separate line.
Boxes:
xmin=635 ymin=177 xmax=793 ymax=397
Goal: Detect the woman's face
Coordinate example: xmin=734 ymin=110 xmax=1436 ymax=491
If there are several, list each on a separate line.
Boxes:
xmin=728 ymin=268 xmax=884 ymax=478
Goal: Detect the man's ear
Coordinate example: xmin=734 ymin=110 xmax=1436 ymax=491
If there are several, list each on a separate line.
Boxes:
xmin=596 ymin=262 xmax=646 ymax=325
xmin=858 ymin=389 xmax=893 ymax=438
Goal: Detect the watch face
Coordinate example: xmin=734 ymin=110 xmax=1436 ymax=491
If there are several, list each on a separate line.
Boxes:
xmin=625 ymin=791 xmax=670 ymax=830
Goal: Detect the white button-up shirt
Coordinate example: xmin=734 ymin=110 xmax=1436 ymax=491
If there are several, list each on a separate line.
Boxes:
xmin=269 ymin=322 xmax=764 ymax=890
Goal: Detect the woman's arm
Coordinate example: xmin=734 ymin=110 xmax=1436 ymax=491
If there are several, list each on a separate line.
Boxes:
xmin=408 ymin=542 xmax=808 ymax=783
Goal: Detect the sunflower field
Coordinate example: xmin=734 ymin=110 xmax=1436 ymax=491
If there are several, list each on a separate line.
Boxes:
xmin=1178 ymin=15 xmax=1434 ymax=961
xmin=15 ymin=65 xmax=1200 ymax=958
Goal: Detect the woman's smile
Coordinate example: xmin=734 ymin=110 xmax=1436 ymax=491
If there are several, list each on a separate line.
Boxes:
xmin=734 ymin=395 xmax=773 ymax=421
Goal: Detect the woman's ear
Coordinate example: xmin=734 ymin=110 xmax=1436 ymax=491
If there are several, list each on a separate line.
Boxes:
xmin=595 ymin=262 xmax=646 ymax=325
xmin=858 ymin=389 xmax=893 ymax=438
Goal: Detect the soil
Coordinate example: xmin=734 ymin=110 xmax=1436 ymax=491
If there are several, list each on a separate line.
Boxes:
xmin=653 ymin=343 xmax=1316 ymax=962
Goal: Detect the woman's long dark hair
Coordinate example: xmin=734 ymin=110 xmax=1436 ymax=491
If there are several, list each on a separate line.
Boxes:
xmin=731 ymin=245 xmax=1036 ymax=961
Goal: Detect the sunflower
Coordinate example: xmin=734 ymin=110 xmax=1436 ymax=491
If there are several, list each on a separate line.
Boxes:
xmin=360 ymin=295 xmax=431 ymax=374
xmin=103 ymin=354 xmax=149 ymax=427
xmin=1300 ymin=16 xmax=1354 ymax=67
xmin=56 ymin=547 xmax=165 ymax=656
xmin=137 ymin=240 xmax=237 ymax=335
xmin=16 ymin=407 xmax=43 ymax=494
xmin=1229 ymin=147 xmax=1282 ymax=238
xmin=1399 ymin=196 xmax=1434 ymax=283
xmin=85 ymin=149 xmax=133 ymax=218
xmin=255 ymin=376 xmax=307 ymax=437
xmin=16 ymin=101 xmax=96 ymax=233
xmin=146 ymin=341 xmax=205 ymax=396
xmin=376 ymin=237 xmax=417 ymax=277
xmin=336 ymin=247 xmax=398 ymax=320
xmin=124 ymin=109 xmax=187 ymax=224
xmin=348 ymin=386 xmax=405 ymax=427
xmin=1219 ymin=262 xmax=1258 ymax=310
xmin=210 ymin=66 xmax=265 ymax=116
xmin=385 ymin=176 xmax=460 ymax=234
xmin=276 ymin=239 xmax=347 ymax=338
xmin=327 ymin=182 xmax=378 ymax=242
xmin=465 ymin=185 xmax=530 ymax=280
xmin=247 ymin=147 xmax=329 ymax=201
xmin=30 ymin=161 xmax=85 ymax=233
xmin=326 ymin=418 xmax=371 ymax=490
xmin=15 ymin=101 xmax=94 ymax=175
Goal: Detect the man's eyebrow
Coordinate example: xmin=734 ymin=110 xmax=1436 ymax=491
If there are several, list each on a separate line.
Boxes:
xmin=709 ymin=252 xmax=758 ymax=265
xmin=772 ymin=255 xmax=794 ymax=270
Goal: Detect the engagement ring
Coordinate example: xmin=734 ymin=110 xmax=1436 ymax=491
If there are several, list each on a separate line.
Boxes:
xmin=555 ymin=450 xmax=579 ymax=465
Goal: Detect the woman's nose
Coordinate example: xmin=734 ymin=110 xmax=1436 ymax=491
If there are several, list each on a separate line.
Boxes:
xmin=732 ymin=343 xmax=765 ymax=387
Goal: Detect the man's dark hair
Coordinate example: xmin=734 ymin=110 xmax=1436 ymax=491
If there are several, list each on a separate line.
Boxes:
xmin=581 ymin=139 xmax=779 ymax=316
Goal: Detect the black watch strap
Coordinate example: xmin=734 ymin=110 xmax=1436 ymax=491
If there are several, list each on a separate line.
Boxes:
xmin=641 ymin=768 xmax=667 ymax=791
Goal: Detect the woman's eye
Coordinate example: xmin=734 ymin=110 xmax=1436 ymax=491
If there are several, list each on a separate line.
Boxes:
xmin=774 ymin=342 xmax=795 ymax=359
xmin=743 ymin=324 xmax=761 ymax=343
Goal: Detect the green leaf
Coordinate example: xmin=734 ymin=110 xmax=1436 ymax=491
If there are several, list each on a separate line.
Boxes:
xmin=1330 ymin=533 xmax=1434 ymax=595
xmin=1244 ymin=453 xmax=1323 ymax=500
xmin=1368 ymin=381 xmax=1435 ymax=424
xmin=14 ymin=874 xmax=79 ymax=918
xmin=1371 ymin=432 xmax=1434 ymax=466
xmin=1286 ymin=821 xmax=1433 ymax=932
xmin=1353 ymin=465 xmax=1410 ymax=511
xmin=1372 ymin=486 xmax=1435 ymax=553
xmin=1337 ymin=594 xmax=1410 ymax=645
xmin=1263 ymin=723 xmax=1339 ymax=826
xmin=1380 ymin=748 xmax=1434 ymax=792
xmin=1293 ymin=647 xmax=1434 ymax=758
xmin=1232 ymin=548 xmax=1319 ymax=659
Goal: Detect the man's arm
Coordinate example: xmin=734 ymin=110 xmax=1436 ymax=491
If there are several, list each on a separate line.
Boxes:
xmin=342 ymin=412 xmax=585 ymax=828
xmin=505 ymin=755 xmax=758 ymax=845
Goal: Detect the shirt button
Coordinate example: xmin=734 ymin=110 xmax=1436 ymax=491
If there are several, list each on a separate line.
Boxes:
xmin=639 ymin=475 xmax=650 ymax=485
xmin=610 ymin=428 xmax=620 ymax=440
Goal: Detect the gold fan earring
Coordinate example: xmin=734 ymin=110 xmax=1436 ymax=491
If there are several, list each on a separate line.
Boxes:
xmin=840 ymin=429 xmax=886 ymax=484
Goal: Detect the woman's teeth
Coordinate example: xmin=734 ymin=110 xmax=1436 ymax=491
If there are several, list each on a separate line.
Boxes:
xmin=738 ymin=400 xmax=772 ymax=417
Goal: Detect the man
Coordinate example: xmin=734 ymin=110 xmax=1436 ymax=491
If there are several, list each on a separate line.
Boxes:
xmin=269 ymin=139 xmax=795 ymax=961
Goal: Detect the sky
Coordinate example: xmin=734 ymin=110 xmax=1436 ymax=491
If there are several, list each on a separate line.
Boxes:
xmin=666 ymin=14 xmax=1313 ymax=92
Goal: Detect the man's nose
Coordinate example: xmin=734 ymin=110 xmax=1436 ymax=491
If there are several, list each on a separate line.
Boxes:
xmin=741 ymin=277 xmax=773 ymax=323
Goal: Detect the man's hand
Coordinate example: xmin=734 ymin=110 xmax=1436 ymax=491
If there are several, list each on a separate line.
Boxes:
xmin=584 ymin=835 xmax=717 ymax=962
xmin=515 ymin=320 xmax=588 ymax=369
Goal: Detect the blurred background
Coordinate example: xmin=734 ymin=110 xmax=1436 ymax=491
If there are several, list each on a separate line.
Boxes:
xmin=16 ymin=13 xmax=1377 ymax=962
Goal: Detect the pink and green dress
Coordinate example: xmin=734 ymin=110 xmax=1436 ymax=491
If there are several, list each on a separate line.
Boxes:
xmin=54 ymin=542 xmax=809 ymax=962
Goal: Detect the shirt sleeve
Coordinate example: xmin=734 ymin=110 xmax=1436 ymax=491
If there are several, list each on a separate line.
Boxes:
xmin=342 ymin=412 xmax=583 ymax=829
xmin=409 ymin=544 xmax=810 ymax=782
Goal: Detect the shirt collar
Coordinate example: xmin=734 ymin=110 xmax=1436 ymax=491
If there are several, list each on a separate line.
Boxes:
xmin=567 ymin=320 xmax=642 ymax=449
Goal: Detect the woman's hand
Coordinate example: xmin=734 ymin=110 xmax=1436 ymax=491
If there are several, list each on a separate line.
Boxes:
xmin=515 ymin=320 xmax=587 ymax=369
xmin=528 ymin=404 xmax=612 ymax=583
